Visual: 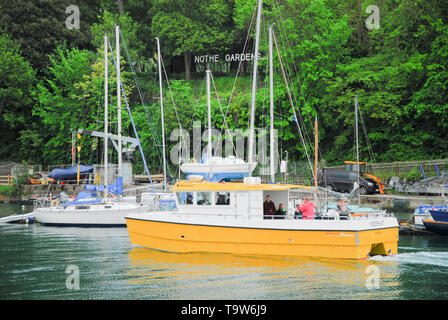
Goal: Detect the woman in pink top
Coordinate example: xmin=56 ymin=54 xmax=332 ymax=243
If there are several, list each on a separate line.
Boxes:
xmin=299 ymin=198 xmax=315 ymax=220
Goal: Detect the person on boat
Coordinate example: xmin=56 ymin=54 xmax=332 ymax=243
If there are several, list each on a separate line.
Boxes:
xmin=263 ymin=195 xmax=276 ymax=219
xmin=337 ymin=199 xmax=349 ymax=219
xmin=216 ymin=194 xmax=227 ymax=205
xmin=186 ymin=194 xmax=193 ymax=204
xmin=294 ymin=204 xmax=302 ymax=219
xmin=275 ymin=203 xmax=286 ymax=219
xmin=299 ymin=197 xmax=315 ymax=220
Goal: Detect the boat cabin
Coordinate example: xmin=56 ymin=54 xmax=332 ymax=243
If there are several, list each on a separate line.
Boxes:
xmin=170 ymin=179 xmax=313 ymax=219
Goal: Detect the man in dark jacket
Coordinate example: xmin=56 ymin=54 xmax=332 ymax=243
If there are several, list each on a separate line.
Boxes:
xmin=263 ymin=195 xmax=276 ymax=219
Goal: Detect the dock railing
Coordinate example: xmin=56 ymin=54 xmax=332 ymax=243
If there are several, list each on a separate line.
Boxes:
xmin=0 ymin=175 xmax=14 ymax=186
xmin=326 ymin=159 xmax=448 ymax=181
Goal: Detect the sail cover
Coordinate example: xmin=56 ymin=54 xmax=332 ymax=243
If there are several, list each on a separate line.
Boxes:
xmin=48 ymin=165 xmax=94 ymax=180
xmin=61 ymin=191 xmax=102 ymax=206
xmin=84 ymin=177 xmax=123 ymax=195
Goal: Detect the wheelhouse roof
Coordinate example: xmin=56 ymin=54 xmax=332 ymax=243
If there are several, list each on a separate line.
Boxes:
xmin=170 ymin=180 xmax=313 ymax=192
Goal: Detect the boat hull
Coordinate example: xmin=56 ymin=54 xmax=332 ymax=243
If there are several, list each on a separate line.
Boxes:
xmin=429 ymin=210 xmax=448 ymax=222
xmin=180 ymin=162 xmax=258 ymax=181
xmin=35 ymin=205 xmax=146 ymax=227
xmin=125 ymin=216 xmax=398 ymax=260
xmin=423 ymin=219 xmax=448 ymax=236
xmin=413 ymin=206 xmax=447 ymax=226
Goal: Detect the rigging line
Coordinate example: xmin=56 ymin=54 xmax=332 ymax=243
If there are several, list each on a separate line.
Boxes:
xmin=275 ymin=24 xmax=314 ymax=151
xmin=192 ymin=75 xmax=207 ymax=160
xmin=107 ymin=39 xmax=158 ymax=195
xmin=222 ymin=5 xmax=257 ymax=122
xmin=159 ymin=52 xmax=191 ymax=170
xmin=272 ymin=29 xmax=314 ymax=180
xmin=273 ymin=1 xmax=317 ymax=154
xmin=358 ymin=104 xmax=374 ymax=162
xmin=273 ymin=12 xmax=325 ymax=171
xmin=210 ymin=72 xmax=238 ymax=157
xmin=151 ymin=50 xmax=177 ymax=178
xmin=119 ymin=28 xmax=164 ymax=167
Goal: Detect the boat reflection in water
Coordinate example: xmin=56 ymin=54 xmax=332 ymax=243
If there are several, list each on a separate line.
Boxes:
xmin=126 ymin=247 xmax=402 ymax=299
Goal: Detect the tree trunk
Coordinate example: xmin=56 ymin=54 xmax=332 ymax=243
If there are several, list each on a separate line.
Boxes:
xmin=117 ymin=0 xmax=124 ymax=14
xmin=184 ymin=51 xmax=191 ymax=81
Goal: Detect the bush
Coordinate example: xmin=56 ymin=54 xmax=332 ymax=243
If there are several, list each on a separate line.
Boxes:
xmin=406 ymin=168 xmax=422 ymax=182
xmin=0 ymin=185 xmax=13 ymax=196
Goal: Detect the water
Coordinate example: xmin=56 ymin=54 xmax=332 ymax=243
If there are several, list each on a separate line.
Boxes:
xmin=1 ymin=204 xmax=448 ymax=300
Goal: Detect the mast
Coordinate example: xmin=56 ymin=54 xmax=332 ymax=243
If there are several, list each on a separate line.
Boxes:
xmin=355 ymin=95 xmax=360 ymax=205
xmin=247 ymin=0 xmax=263 ymax=171
xmin=269 ymin=25 xmax=275 ymax=184
xmin=156 ymin=37 xmax=167 ymax=191
xmin=104 ymin=35 xmax=109 ymax=199
xmin=206 ymin=69 xmax=212 ymax=156
xmin=314 ymin=116 xmax=318 ymax=189
xmin=116 ymin=25 xmax=122 ymax=179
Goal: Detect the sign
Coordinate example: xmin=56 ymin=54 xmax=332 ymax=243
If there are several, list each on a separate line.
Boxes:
xmin=194 ymin=52 xmax=261 ymax=64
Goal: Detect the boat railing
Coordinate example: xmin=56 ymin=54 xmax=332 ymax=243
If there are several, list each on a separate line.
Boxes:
xmin=34 ymin=197 xmax=53 ymax=210
xmin=167 ymin=211 xmax=392 ymax=221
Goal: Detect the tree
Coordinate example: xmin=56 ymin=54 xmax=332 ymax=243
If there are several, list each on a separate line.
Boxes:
xmin=151 ymin=0 xmax=235 ymax=80
xmin=0 ymin=31 xmax=37 ymax=162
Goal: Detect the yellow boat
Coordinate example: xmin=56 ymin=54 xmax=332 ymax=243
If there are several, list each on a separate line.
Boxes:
xmin=125 ymin=178 xmax=398 ymax=260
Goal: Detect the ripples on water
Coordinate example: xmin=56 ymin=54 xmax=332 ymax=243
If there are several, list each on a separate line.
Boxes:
xmin=1 ymin=205 xmax=448 ymax=299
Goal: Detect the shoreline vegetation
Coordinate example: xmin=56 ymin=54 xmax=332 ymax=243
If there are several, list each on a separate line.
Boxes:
xmin=1 ymin=0 xmax=447 ymax=179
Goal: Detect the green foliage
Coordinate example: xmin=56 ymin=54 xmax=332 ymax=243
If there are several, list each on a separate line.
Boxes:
xmin=0 ymin=0 xmax=98 ymax=73
xmin=1 ymin=0 xmax=448 ymax=172
xmin=0 ymin=185 xmax=13 ymax=196
xmin=0 ymin=30 xmax=37 ymax=162
xmin=406 ymin=168 xmax=423 ymax=182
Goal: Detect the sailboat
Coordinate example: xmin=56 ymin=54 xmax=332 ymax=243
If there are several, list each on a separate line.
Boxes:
xmin=180 ymin=69 xmax=257 ymax=182
xmin=179 ymin=64 xmax=257 ymax=181
xmin=125 ymin=1 xmax=399 ymax=259
xmin=34 ymin=28 xmax=150 ymax=227
xmin=120 ymin=37 xmax=177 ymax=209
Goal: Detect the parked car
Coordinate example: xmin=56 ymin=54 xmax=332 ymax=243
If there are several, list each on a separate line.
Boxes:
xmin=318 ymin=169 xmax=377 ymax=195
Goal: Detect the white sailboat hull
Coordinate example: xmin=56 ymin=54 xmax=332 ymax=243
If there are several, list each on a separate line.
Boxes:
xmin=180 ymin=161 xmax=258 ymax=181
xmin=34 ymin=202 xmax=148 ymax=227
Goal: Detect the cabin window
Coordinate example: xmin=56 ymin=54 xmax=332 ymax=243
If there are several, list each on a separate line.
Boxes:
xmin=197 ymin=192 xmax=212 ymax=205
xmin=176 ymin=192 xmax=194 ymax=205
xmin=75 ymin=206 xmax=90 ymax=210
xmin=215 ymin=192 xmax=230 ymax=205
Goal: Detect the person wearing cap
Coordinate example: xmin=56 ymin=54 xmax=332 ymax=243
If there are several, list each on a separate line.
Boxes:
xmin=299 ymin=197 xmax=315 ymax=220
xmin=263 ymin=195 xmax=276 ymax=219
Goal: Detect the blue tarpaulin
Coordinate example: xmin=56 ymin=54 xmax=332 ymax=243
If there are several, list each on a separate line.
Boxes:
xmin=48 ymin=165 xmax=94 ymax=180
xmin=84 ymin=177 xmax=123 ymax=195
xmin=61 ymin=191 xmax=102 ymax=206
xmin=108 ymin=176 xmax=123 ymax=194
